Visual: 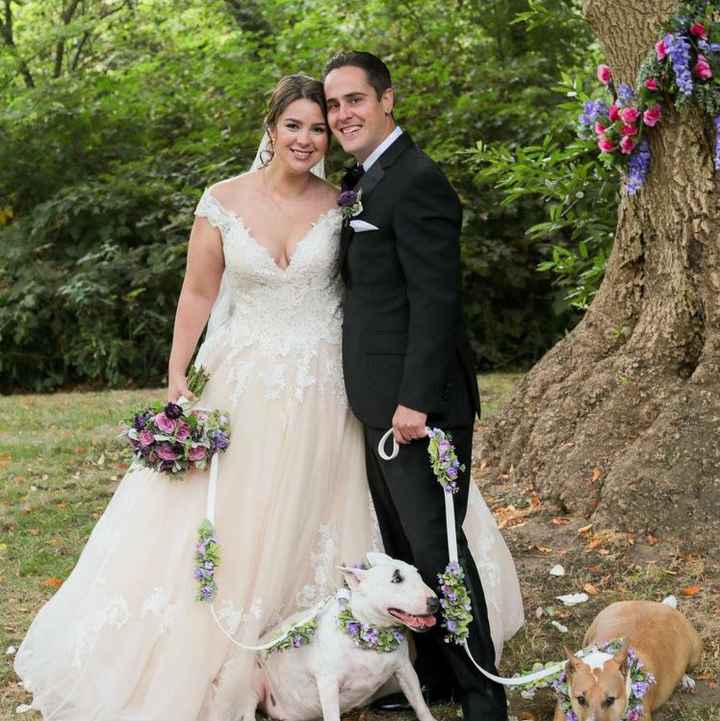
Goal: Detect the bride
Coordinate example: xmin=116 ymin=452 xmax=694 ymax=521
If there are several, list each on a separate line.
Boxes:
xmin=14 ymin=74 xmax=523 ymax=721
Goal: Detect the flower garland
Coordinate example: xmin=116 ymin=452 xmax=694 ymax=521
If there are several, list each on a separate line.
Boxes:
xmin=437 ymin=561 xmax=473 ymax=644
xmin=550 ymin=639 xmax=657 ymax=721
xmin=337 ymin=607 xmax=406 ymax=652
xmin=264 ymin=617 xmax=319 ymax=655
xmin=194 ymin=519 xmax=220 ymax=601
xmin=426 ymin=428 xmax=473 ymax=644
xmin=579 ymin=0 xmax=720 ymax=194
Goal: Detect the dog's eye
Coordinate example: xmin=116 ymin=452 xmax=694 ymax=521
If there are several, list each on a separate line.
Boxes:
xmin=603 ymin=696 xmax=616 ymax=708
xmin=391 ymin=569 xmax=403 ymax=583
xmin=576 ymin=695 xmax=587 ymax=707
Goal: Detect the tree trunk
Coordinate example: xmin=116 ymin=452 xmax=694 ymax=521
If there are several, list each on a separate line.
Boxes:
xmin=481 ymin=0 xmax=720 ymax=559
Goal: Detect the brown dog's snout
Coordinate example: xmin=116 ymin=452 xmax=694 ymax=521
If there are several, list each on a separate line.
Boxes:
xmin=426 ymin=596 xmax=439 ymax=614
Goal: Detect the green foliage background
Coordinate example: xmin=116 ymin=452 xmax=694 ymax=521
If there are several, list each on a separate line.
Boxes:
xmin=0 ymin=0 xmax=618 ymax=391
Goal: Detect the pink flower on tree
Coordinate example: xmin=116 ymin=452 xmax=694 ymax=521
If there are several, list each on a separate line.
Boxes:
xmin=621 ymin=124 xmax=638 ymax=136
xmin=608 ymin=104 xmax=620 ymax=122
xmin=690 ymin=22 xmax=707 ymax=40
xmin=597 ymin=64 xmax=613 ymax=85
xmin=620 ymin=107 xmax=641 ymax=124
xmin=598 ymin=136 xmax=616 ymax=152
xmin=644 ymin=78 xmax=659 ymax=91
xmin=655 ymin=39 xmax=667 ymax=60
xmin=620 ymin=135 xmax=636 ymax=155
xmin=643 ymin=104 xmax=662 ymax=127
xmin=594 ymin=121 xmax=607 ymax=135
xmin=694 ymin=54 xmax=713 ymax=80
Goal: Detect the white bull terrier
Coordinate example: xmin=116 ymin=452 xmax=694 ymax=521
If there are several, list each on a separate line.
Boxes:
xmin=220 ymin=552 xmax=441 ymax=721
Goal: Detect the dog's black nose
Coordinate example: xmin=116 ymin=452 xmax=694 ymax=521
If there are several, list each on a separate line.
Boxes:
xmin=427 ymin=596 xmax=440 ymax=614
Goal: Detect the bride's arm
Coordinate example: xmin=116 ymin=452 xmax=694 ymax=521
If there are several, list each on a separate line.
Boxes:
xmin=167 ymin=217 xmax=224 ymax=401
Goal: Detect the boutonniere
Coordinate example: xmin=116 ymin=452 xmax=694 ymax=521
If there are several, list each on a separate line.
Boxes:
xmin=338 ymin=188 xmax=363 ymax=221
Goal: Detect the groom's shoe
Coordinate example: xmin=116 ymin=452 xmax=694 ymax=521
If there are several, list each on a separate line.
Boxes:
xmin=370 ymin=685 xmax=454 ymax=712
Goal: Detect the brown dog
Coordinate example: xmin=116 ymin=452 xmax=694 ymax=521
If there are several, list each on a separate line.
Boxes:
xmin=553 ymin=600 xmax=702 ymax=721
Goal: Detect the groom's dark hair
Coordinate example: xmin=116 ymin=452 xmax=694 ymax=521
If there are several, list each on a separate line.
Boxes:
xmin=323 ymin=51 xmax=392 ymax=100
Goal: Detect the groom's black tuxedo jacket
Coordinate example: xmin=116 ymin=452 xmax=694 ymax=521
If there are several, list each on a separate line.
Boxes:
xmin=341 ymin=132 xmax=481 ymax=429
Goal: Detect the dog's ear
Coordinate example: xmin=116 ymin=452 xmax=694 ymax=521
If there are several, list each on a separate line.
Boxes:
xmin=564 ymin=646 xmax=581 ymax=677
xmin=366 ymin=552 xmax=393 ymax=567
xmin=338 ymin=565 xmax=367 ymax=589
xmin=612 ymin=638 xmax=631 ymax=674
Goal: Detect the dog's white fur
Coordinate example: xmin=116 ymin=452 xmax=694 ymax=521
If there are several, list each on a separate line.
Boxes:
xmin=211 ymin=552 xmax=439 ymax=721
xmin=554 ymin=600 xmax=703 ymax=721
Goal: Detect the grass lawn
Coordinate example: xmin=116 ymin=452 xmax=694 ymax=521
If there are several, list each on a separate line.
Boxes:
xmin=1 ymin=373 xmax=718 ymax=721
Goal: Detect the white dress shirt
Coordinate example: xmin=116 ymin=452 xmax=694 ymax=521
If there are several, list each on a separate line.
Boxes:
xmin=362 ymin=126 xmax=404 ymax=171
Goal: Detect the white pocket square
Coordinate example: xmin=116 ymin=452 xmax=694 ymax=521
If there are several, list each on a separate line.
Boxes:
xmin=350 ymin=219 xmax=379 ymax=232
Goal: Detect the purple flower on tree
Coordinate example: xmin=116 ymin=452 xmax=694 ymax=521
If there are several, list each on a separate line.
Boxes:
xmin=665 ymin=33 xmax=694 ymax=96
xmin=626 ymin=139 xmax=651 ymax=195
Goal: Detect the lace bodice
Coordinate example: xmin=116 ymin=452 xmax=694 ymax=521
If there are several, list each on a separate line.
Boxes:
xmin=193 ymin=188 xmax=345 ymax=403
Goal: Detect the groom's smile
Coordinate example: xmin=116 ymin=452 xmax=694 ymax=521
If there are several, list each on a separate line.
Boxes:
xmin=324 ymin=65 xmax=395 ymax=163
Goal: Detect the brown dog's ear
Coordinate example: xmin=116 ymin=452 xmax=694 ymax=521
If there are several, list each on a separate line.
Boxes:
xmin=613 ymin=638 xmax=631 ymax=674
xmin=564 ymin=646 xmax=581 ymax=676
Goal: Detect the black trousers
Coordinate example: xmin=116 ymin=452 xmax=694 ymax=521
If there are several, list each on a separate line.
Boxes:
xmin=363 ymin=425 xmax=507 ymax=721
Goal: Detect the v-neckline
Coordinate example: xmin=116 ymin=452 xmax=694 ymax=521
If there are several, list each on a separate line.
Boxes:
xmin=207 ymin=189 xmax=339 ymax=273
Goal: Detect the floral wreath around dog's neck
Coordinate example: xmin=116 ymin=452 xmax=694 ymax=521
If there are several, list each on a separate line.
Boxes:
xmin=551 ymin=638 xmax=657 ymax=721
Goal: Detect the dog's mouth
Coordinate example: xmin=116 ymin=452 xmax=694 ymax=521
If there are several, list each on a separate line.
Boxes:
xmin=387 ymin=608 xmax=437 ymax=632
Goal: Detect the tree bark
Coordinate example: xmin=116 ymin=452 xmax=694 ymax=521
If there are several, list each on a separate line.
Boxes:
xmin=482 ymin=0 xmax=720 ymax=559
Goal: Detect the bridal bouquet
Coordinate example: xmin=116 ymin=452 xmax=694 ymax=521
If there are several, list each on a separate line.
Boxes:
xmin=122 ymin=366 xmax=230 ymax=476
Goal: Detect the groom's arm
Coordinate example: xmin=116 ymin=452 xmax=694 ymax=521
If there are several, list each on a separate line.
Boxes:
xmin=392 ymin=160 xmax=463 ymax=421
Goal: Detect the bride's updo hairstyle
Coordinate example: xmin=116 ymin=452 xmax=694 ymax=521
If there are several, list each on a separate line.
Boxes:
xmin=261 ymin=74 xmax=328 ymax=166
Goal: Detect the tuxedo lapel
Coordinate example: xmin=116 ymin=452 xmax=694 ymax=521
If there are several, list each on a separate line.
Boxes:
xmin=357 ymin=132 xmax=414 ymax=201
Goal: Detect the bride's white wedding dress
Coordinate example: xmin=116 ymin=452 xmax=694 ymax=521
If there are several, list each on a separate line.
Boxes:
xmin=14 ymin=185 xmax=524 ymax=721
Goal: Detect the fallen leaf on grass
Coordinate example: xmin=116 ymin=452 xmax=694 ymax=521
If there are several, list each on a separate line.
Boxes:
xmin=0 ymin=451 xmax=11 ymax=468
xmin=42 ymin=577 xmax=64 ymax=589
xmin=591 ymin=467 xmax=602 ymax=482
xmin=552 ymin=517 xmax=571 ymax=525
xmin=519 ymin=713 xmax=538 ymax=721
xmin=578 ymin=524 xmax=593 ymax=535
xmin=583 ymin=583 xmax=599 ymax=595
xmin=551 ymin=620 xmax=568 ymax=633
xmin=680 ymin=585 xmax=702 ymax=597
xmin=528 ymin=544 xmax=553 ymax=554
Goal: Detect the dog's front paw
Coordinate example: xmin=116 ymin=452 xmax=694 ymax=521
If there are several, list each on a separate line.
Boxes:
xmin=681 ymin=674 xmax=697 ymax=692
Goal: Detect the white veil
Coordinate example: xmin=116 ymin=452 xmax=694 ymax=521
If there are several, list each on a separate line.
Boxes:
xmin=195 ymin=132 xmax=325 ymax=366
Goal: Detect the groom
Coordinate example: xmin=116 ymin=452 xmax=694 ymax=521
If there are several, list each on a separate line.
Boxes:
xmin=324 ymin=53 xmax=507 ymax=721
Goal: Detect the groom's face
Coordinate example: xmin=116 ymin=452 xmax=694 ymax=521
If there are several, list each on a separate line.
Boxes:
xmin=324 ymin=65 xmax=395 ymax=163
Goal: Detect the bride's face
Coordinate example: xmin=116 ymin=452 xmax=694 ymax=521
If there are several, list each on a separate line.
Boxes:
xmin=270 ymin=99 xmax=328 ymax=174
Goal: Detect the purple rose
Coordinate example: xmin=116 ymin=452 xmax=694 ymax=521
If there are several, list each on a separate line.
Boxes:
xmin=210 ymin=430 xmax=229 ymax=450
xmin=347 ymin=621 xmax=361 ymax=636
xmin=337 ymin=190 xmax=357 ymax=207
xmin=157 ymin=443 xmax=180 ymax=461
xmin=139 ymin=429 xmax=155 ymax=447
xmin=447 ymin=619 xmax=457 ymax=631
xmin=175 ymin=421 xmax=191 ymax=441
xmin=164 ymin=402 xmax=183 ymax=419
xmin=188 ymin=445 xmax=207 ymax=461
xmin=133 ymin=411 xmax=152 ymax=430
xmin=154 ymin=412 xmax=176 ymax=434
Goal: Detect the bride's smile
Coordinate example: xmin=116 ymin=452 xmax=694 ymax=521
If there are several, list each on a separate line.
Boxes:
xmin=270 ymin=98 xmax=329 ymax=173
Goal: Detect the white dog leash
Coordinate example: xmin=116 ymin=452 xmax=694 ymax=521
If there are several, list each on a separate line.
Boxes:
xmin=378 ymin=428 xmax=566 ymax=688
xmin=199 ymin=420 xmax=331 ymax=652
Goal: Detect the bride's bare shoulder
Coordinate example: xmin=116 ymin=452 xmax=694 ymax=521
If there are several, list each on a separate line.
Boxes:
xmin=312 ymin=176 xmax=340 ymax=206
xmin=207 ymin=173 xmax=260 ymax=207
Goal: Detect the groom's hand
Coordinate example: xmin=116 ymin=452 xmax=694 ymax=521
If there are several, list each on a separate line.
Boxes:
xmin=392 ymin=405 xmax=428 ymax=444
